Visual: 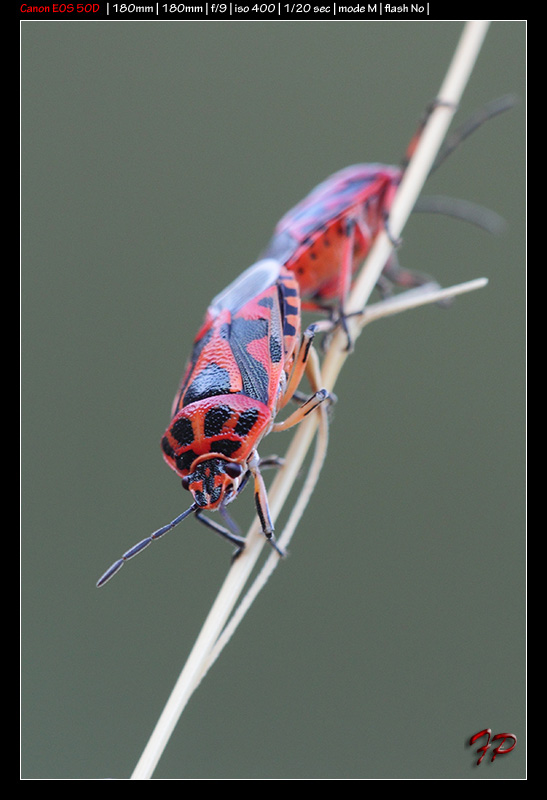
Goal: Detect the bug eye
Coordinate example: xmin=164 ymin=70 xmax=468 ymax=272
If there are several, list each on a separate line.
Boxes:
xmin=224 ymin=462 xmax=243 ymax=479
xmin=181 ymin=476 xmax=191 ymax=491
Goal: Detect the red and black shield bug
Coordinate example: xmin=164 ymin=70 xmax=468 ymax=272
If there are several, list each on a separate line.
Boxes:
xmin=263 ymin=96 xmax=514 ymax=332
xmin=97 ymin=259 xmax=330 ymax=587
xmin=264 ymin=161 xmax=405 ymax=314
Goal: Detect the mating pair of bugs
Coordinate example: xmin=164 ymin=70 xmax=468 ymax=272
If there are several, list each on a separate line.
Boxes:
xmin=97 ymin=97 xmax=512 ymax=587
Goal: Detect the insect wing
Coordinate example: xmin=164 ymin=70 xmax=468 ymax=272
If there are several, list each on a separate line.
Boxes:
xmin=212 ymin=260 xmax=299 ymax=410
xmin=267 ymin=164 xmax=399 ymax=254
xmin=171 ymin=260 xmax=295 ymax=416
xmin=209 ymin=259 xmax=283 ymax=316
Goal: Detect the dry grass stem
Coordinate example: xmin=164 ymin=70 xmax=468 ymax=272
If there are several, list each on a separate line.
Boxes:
xmin=131 ymin=20 xmax=491 ymax=780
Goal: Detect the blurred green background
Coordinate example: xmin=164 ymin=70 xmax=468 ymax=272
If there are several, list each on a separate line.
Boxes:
xmin=21 ymin=21 xmax=525 ymax=779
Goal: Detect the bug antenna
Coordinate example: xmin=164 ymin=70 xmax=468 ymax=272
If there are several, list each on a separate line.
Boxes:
xmin=431 ymin=94 xmax=518 ymax=174
xmin=96 ymin=502 xmax=198 ymax=587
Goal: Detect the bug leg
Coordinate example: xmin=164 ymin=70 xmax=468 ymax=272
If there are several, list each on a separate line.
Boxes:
xmin=303 ymin=340 xmax=336 ymax=410
xmin=290 ymin=388 xmax=310 ymax=404
xmin=254 ymin=470 xmax=287 ymax=557
xmin=248 ymin=456 xmax=286 ymax=557
xmin=380 ymin=250 xmax=437 ymax=293
xmin=194 ymin=508 xmax=247 ymax=554
xmin=275 ymin=328 xmax=333 ymax=430
xmin=272 ymin=388 xmax=330 ymax=433
xmin=381 ymin=206 xmax=403 ymax=250
xmin=327 ymin=215 xmax=360 ymax=352
xmin=219 ymin=503 xmax=242 ymax=535
xmin=312 ymin=215 xmax=359 ymax=353
xmin=280 ymin=323 xmax=320 ymax=408
xmin=338 ymin=216 xmax=356 ymax=313
xmin=258 ymin=454 xmax=285 ymax=469
xmin=280 ymin=324 xmax=334 ymax=409
xmin=336 ymin=307 xmax=356 ymax=353
xmin=233 ymin=468 xmax=252 ymax=497
xmin=380 ymin=251 xmax=452 ymax=309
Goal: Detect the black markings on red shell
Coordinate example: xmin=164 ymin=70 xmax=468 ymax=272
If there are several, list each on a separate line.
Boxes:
xmin=184 ymin=362 xmax=232 ymax=407
xmin=229 ymin=317 xmax=270 ymax=405
xmin=175 ymin=449 xmax=198 ymax=473
xmin=161 ymin=436 xmax=174 ymax=460
xmin=212 ymin=439 xmax=242 ymax=458
xmin=204 ymin=404 xmax=233 ymax=437
xmin=269 ymin=333 xmax=282 ymax=363
xmin=234 ymin=407 xmax=260 ymax=436
xmin=170 ymin=415 xmax=194 ymax=447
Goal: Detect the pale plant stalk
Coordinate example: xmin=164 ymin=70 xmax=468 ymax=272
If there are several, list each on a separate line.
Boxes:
xmin=131 ymin=20 xmax=491 ymax=780
xmin=193 ymin=277 xmax=488 ymax=692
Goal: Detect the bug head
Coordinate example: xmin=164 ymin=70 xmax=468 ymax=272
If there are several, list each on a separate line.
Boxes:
xmin=181 ymin=456 xmax=246 ymax=510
